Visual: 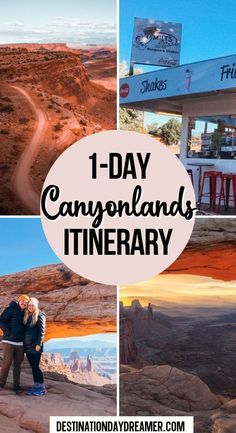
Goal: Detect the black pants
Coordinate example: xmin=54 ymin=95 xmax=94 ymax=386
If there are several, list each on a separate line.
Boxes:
xmin=26 ymin=353 xmax=44 ymax=384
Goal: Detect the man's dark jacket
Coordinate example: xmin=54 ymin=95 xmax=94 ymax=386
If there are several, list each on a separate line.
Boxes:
xmin=0 ymin=301 xmax=24 ymax=342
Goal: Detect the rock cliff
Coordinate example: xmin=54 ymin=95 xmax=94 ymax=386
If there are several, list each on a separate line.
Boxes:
xmin=0 ymin=263 xmax=116 ymax=339
xmin=120 ymin=364 xmax=236 ymax=433
xmin=120 ymin=318 xmax=138 ymax=365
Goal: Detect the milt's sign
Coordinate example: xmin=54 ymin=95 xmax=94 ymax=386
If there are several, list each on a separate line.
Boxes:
xmin=131 ymin=17 xmax=182 ymax=68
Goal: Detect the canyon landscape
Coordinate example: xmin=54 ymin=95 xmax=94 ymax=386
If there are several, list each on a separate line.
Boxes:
xmin=0 ymin=263 xmax=117 ymax=429
xmin=43 ymin=337 xmax=117 ymax=386
xmin=120 ymin=218 xmax=236 ymax=432
xmin=0 ymin=43 xmax=116 ymax=215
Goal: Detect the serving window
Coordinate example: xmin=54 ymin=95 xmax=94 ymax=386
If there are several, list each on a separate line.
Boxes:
xmin=187 ymin=115 xmax=236 ymax=159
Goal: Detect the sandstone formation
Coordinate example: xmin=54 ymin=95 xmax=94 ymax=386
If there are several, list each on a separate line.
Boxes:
xmin=0 ymin=368 xmax=116 ymax=433
xmin=120 ymin=364 xmax=236 ymax=433
xmin=166 ymin=218 xmax=236 ymax=281
xmin=40 ymin=352 xmax=112 ymax=387
xmin=41 ymin=353 xmax=64 ymax=367
xmin=70 ymin=359 xmax=82 ymax=373
xmin=0 ymin=263 xmax=116 ymax=339
xmin=121 ymin=365 xmax=220 ymax=413
xmin=120 ymin=317 xmax=138 ymax=365
xmin=188 ymin=218 xmax=236 ymax=245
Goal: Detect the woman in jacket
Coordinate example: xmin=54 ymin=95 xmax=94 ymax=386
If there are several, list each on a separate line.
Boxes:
xmin=23 ymin=297 xmax=46 ymax=396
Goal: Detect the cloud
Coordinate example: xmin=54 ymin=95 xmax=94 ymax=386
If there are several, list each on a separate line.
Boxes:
xmin=0 ymin=18 xmax=116 ymax=44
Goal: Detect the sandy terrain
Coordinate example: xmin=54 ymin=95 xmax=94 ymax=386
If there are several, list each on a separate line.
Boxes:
xmin=0 ymin=43 xmax=116 ymax=215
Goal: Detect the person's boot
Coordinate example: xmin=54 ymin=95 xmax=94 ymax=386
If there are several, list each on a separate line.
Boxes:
xmin=32 ymin=383 xmax=46 ymax=396
xmin=13 ymin=384 xmax=24 ymax=394
xmin=26 ymin=382 xmax=40 ymax=395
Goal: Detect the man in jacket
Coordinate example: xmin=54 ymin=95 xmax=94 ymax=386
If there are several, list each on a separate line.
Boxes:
xmin=0 ymin=295 xmax=29 ymax=393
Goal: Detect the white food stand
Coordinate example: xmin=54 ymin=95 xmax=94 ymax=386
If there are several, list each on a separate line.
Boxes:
xmin=120 ymin=54 xmax=236 ymax=208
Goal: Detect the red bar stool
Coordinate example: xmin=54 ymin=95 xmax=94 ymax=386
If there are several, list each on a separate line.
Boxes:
xmin=187 ymin=169 xmax=194 ymax=185
xmin=218 ymin=173 xmax=236 ymax=212
xmin=199 ymin=171 xmax=222 ymax=210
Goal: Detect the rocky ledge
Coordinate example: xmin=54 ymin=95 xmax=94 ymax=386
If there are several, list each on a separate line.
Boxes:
xmin=120 ymin=364 xmax=236 ymax=433
xmin=0 ymin=368 xmax=116 ymax=433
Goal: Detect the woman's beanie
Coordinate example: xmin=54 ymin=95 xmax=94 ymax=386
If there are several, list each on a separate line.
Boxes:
xmin=29 ymin=297 xmax=39 ymax=307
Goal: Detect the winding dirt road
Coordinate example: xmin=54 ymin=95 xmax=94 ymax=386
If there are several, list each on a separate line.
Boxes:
xmin=10 ymin=85 xmax=48 ymax=214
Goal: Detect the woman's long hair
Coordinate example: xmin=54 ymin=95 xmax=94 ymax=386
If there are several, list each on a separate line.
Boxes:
xmin=23 ymin=304 xmax=40 ymax=327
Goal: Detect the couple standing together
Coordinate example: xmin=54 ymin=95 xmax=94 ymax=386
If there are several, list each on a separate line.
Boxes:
xmin=0 ymin=295 xmax=46 ymax=396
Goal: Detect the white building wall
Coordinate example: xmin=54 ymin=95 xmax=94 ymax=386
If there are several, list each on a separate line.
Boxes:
xmin=180 ymin=94 xmax=236 ymax=209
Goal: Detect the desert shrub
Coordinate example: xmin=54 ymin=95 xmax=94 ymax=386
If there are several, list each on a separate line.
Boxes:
xmin=1 ymin=96 xmax=11 ymax=102
xmin=0 ymin=164 xmax=10 ymax=170
xmin=47 ymin=105 xmax=53 ymax=109
xmin=0 ymin=129 xmax=9 ymax=135
xmin=0 ymin=105 xmax=14 ymax=113
xmin=54 ymin=123 xmax=63 ymax=131
xmin=19 ymin=117 xmax=29 ymax=125
xmin=80 ymin=118 xmax=88 ymax=126
xmin=14 ymin=136 xmax=24 ymax=143
xmin=157 ymin=118 xmax=181 ymax=146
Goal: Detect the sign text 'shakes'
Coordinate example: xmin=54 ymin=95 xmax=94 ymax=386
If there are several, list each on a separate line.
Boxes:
xmin=140 ymin=78 xmax=167 ymax=94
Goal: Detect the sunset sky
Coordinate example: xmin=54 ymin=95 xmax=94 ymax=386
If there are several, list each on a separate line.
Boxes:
xmin=120 ymin=273 xmax=236 ymax=307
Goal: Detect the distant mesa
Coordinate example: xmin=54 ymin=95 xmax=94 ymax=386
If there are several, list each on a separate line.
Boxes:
xmin=42 ymin=352 xmax=64 ymax=367
xmin=41 ymin=351 xmax=112 ymax=387
xmin=131 ymin=299 xmax=142 ymax=311
xmin=121 ymin=299 xmax=155 ymax=321
xmin=70 ymin=358 xmax=81 ymax=373
xmin=69 ymin=351 xmax=80 ymax=361
xmin=86 ymin=355 xmax=93 ymax=372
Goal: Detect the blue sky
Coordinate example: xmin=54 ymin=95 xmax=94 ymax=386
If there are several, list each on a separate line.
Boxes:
xmin=0 ymin=0 xmax=116 ymax=45
xmin=0 ymin=218 xmax=60 ymax=275
xmin=45 ymin=333 xmax=117 ymax=350
xmin=120 ymin=0 xmax=236 ymax=68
